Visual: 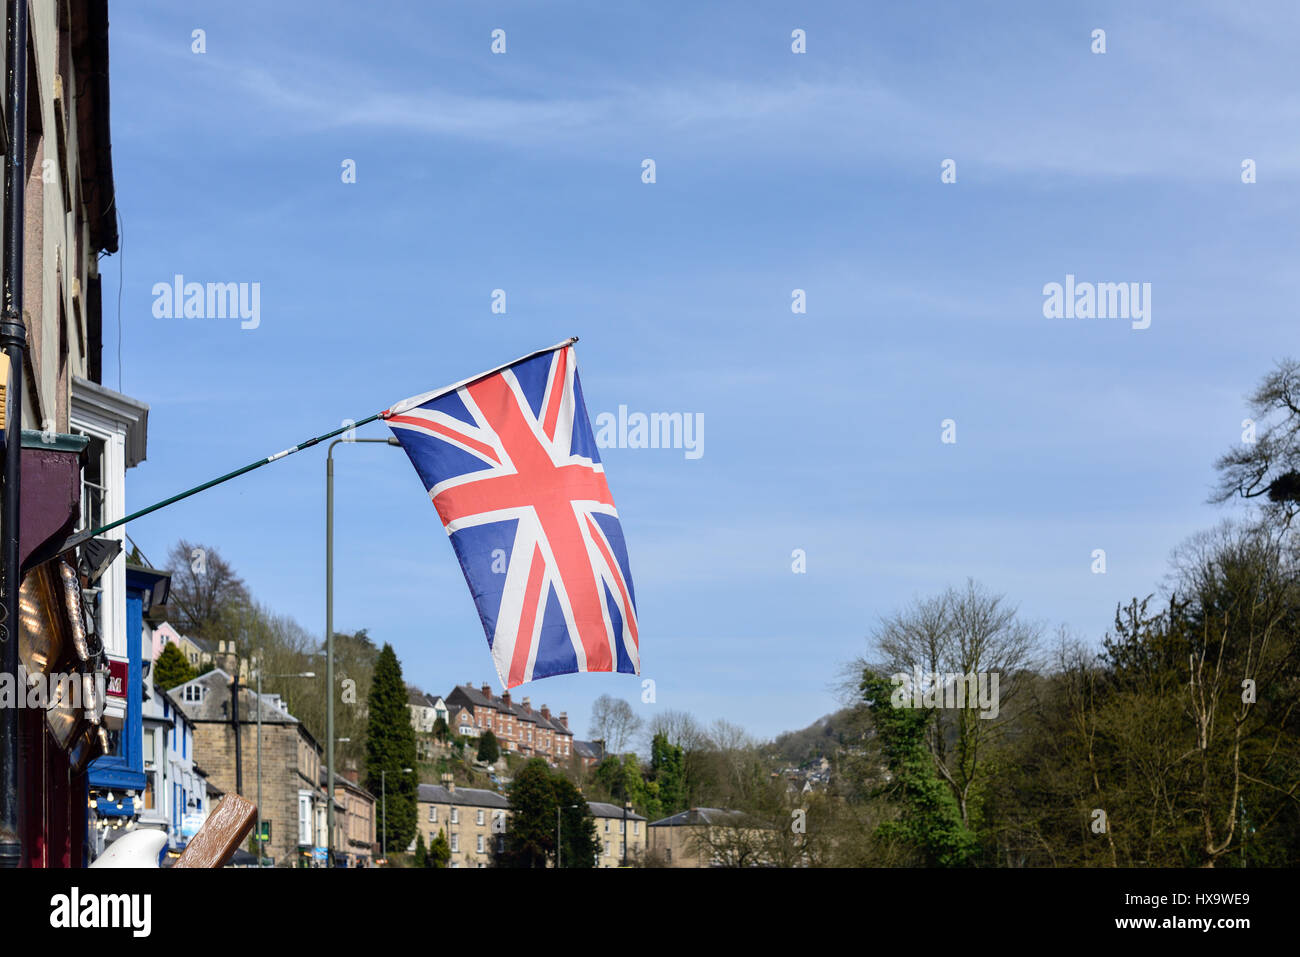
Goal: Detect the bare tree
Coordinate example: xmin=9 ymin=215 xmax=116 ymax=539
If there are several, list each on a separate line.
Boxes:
xmin=939 ymin=579 xmax=1038 ymax=827
xmin=643 ymin=709 xmax=707 ymax=752
xmin=588 ymin=695 xmax=643 ymax=756
xmin=165 ymin=539 xmax=251 ymax=639
xmin=872 ymin=591 xmax=951 ymax=679
xmin=1169 ymin=522 xmax=1298 ymax=866
xmin=1212 ymin=358 xmax=1300 ymax=531
xmin=866 ymin=579 xmax=1039 ymax=828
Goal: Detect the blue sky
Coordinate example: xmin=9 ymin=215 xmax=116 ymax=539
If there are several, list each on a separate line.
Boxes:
xmin=104 ymin=1 xmax=1300 ymax=743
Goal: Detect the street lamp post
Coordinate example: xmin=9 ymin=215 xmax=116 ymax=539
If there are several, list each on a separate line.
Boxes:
xmin=555 ymin=803 xmax=581 ymax=868
xmin=327 ymin=435 xmax=400 ymax=865
xmin=623 ymin=799 xmax=632 ymax=867
xmin=380 ymin=767 xmax=412 ymax=863
xmin=255 ymin=667 xmax=315 ymax=867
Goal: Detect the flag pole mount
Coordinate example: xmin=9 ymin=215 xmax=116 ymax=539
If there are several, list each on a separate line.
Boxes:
xmin=52 ymin=337 xmax=581 ymax=557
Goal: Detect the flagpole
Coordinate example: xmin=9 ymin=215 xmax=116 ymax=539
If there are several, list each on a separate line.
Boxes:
xmin=53 ymin=336 xmax=579 ymax=556
xmin=56 ymin=411 xmax=391 ymax=555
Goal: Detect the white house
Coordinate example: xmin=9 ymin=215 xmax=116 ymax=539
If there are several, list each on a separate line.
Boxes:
xmin=140 ymin=622 xmax=209 ymax=856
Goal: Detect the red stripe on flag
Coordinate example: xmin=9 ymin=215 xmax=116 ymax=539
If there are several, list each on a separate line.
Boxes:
xmin=389 ymin=414 xmax=501 ymax=464
xmin=509 ymin=544 xmax=547 ymax=687
xmin=540 ymin=347 xmax=567 ymax=441
xmin=586 ymin=514 xmax=638 ymax=650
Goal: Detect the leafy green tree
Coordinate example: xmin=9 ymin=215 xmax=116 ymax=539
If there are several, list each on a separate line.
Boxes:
xmin=861 ymin=670 xmax=976 ymax=867
xmin=554 ymin=774 xmax=600 ymax=868
xmin=427 ymin=829 xmax=451 ymax=868
xmin=499 ymin=758 xmax=555 ymax=868
xmin=650 ymin=732 xmax=686 ymax=815
xmin=499 ymin=758 xmax=599 ymax=868
xmin=477 ymin=729 xmax=500 ymax=763
xmin=593 ymin=754 xmax=651 ymax=812
xmin=365 ymin=643 xmax=419 ymax=854
xmin=432 ymin=715 xmax=449 ymax=744
xmin=153 ymin=641 xmax=196 ymax=691
xmin=414 ymin=832 xmax=427 ymax=867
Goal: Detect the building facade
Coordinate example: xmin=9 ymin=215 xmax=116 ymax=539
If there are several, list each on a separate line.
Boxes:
xmin=589 ymin=801 xmax=647 ymax=867
xmin=173 ymin=667 xmax=327 ymax=867
xmin=85 ymin=564 xmax=171 ymax=859
xmin=139 ymin=634 xmax=209 ymax=858
xmin=444 ymin=682 xmax=574 ymax=763
xmin=647 ymin=808 xmax=771 ymax=868
xmin=332 ymin=771 xmax=376 ymax=867
xmin=4 ymin=0 xmax=131 ymax=869
xmin=416 ymin=781 xmax=508 ymax=868
xmin=406 ymin=687 xmax=447 ymax=734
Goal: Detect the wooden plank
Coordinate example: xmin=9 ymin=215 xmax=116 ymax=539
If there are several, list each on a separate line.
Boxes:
xmin=174 ymin=793 xmax=257 ymax=869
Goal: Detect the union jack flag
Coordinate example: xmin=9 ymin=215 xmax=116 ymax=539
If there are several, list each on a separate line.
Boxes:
xmin=384 ymin=339 xmax=639 ymax=688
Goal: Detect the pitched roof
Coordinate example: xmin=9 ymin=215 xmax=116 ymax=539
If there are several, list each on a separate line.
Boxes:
xmin=172 ymin=668 xmax=298 ymax=724
xmin=448 ymin=683 xmax=494 ymax=709
xmin=573 ymin=740 xmax=605 ymax=761
xmin=587 ymin=801 xmax=646 ymax=821
xmin=648 ymin=808 xmax=751 ymax=828
xmin=446 ymin=683 xmax=572 ymax=735
xmin=407 ymin=686 xmax=433 ymax=708
xmin=417 ymin=783 xmax=509 ymax=809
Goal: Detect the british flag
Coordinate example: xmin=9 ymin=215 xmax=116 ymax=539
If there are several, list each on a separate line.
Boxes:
xmin=384 ymin=340 xmax=639 ymax=688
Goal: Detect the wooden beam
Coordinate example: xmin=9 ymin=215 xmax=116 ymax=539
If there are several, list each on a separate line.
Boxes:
xmin=174 ymin=793 xmax=257 ymax=869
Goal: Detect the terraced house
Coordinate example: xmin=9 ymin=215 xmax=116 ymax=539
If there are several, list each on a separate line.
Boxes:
xmin=445 ymin=682 xmax=574 ymax=763
xmin=589 ymin=801 xmax=647 ymax=867
xmin=417 ymin=781 xmax=508 ymax=868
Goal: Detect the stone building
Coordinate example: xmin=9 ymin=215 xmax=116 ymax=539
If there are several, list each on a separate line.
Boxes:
xmin=589 ymin=801 xmax=647 ymax=867
xmin=172 ymin=667 xmax=326 ymax=867
xmin=331 ymin=770 xmax=376 ymax=867
xmin=416 ymin=781 xmax=508 ymax=868
xmin=647 ymin=807 xmax=773 ymax=868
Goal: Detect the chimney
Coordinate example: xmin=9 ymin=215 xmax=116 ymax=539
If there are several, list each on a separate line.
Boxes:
xmin=215 ymin=641 xmax=239 ymax=676
xmin=522 ymin=697 xmax=531 ymax=713
xmin=541 ymin=705 xmax=551 ymax=721
xmin=481 ymin=683 xmax=491 ymax=699
xmin=501 ymin=691 xmax=511 ymax=708
xmin=343 ymin=769 xmax=359 ymax=784
xmin=559 ymin=711 xmax=569 ymax=730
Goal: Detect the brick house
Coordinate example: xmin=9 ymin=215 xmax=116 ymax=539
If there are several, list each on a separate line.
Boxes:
xmin=173 ymin=668 xmax=326 ymax=867
xmin=573 ymin=739 xmax=606 ymax=769
xmin=444 ymin=683 xmax=574 ymax=763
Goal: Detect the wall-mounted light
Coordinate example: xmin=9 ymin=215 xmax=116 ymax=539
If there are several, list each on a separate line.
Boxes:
xmin=77 ymin=537 xmax=121 ymax=588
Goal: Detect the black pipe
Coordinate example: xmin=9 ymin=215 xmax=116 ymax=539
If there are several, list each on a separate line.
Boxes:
xmin=232 ymin=669 xmax=242 ymax=796
xmin=0 ymin=0 xmax=28 ymax=870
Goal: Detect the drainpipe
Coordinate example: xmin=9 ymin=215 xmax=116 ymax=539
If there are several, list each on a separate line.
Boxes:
xmin=0 ymin=0 xmax=29 ymax=870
